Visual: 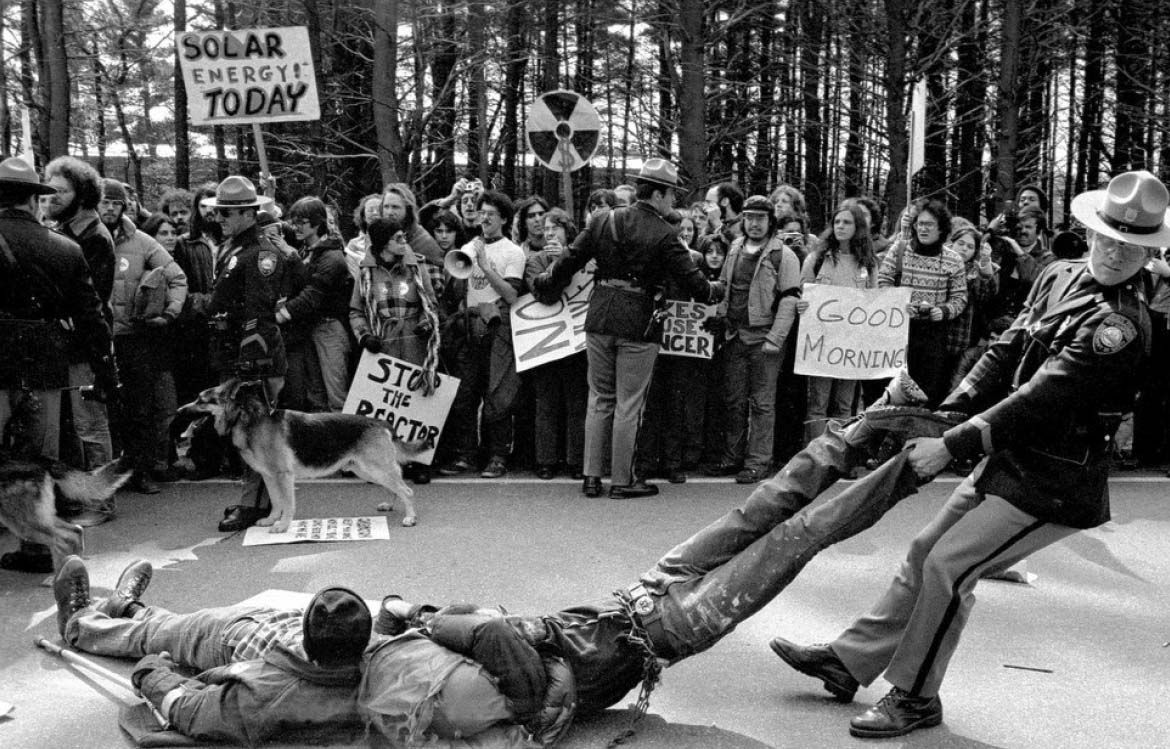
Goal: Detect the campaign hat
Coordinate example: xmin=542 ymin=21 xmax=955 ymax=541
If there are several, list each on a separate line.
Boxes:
xmin=635 ymin=158 xmax=682 ymax=190
xmin=202 ymin=175 xmax=265 ymax=209
xmin=1070 ymin=170 xmax=1170 ymax=247
xmin=0 ymin=157 xmax=58 ymax=196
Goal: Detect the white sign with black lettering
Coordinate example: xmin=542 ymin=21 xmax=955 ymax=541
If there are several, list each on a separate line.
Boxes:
xmin=659 ymin=301 xmax=715 ymax=359
xmin=510 ymin=262 xmax=595 ymax=372
xmin=343 ymin=352 xmax=459 ymax=465
xmin=177 ymin=27 xmax=320 ymax=125
xmin=242 ymin=516 xmax=389 ymax=546
xmin=795 ymin=284 xmax=912 ymax=380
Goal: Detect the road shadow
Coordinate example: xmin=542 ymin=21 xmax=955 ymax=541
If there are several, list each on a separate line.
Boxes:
xmin=562 ymin=710 xmax=773 ymax=748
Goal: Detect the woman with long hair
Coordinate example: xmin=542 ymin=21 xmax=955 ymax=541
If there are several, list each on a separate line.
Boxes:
xmin=798 ymin=202 xmax=877 ymax=442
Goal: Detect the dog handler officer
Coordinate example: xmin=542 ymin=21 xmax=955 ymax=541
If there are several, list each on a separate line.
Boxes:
xmin=770 ymin=170 xmax=1167 ymax=739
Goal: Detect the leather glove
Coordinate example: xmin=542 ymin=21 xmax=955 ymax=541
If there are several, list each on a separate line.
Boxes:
xmin=701 ymin=315 xmax=727 ymax=336
xmin=525 ymin=657 xmax=577 ymax=747
xmin=359 ymin=334 xmax=383 ymax=354
xmin=131 ymin=652 xmax=177 ymax=691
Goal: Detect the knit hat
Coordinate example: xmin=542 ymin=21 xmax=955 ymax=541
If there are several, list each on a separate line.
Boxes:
xmin=302 ymin=587 xmax=373 ymax=665
xmin=101 ymin=179 xmax=128 ymax=204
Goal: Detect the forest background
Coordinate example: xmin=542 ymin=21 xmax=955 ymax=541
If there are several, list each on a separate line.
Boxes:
xmin=7 ymin=0 xmax=1170 ymax=235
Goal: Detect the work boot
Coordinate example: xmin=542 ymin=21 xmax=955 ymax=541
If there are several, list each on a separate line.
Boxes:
xmin=581 ymin=476 xmax=602 ymax=498
xmin=53 ymin=556 xmax=92 ymax=638
xmin=96 ymin=559 xmax=152 ymax=618
xmin=769 ymin=637 xmax=859 ymax=702
xmin=849 ymin=686 xmax=943 ymax=738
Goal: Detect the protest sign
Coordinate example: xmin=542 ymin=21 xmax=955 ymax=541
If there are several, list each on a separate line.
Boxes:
xmin=795 ymin=284 xmax=912 ymax=380
xmin=659 ymin=301 xmax=715 ymax=359
xmin=511 ymin=262 xmax=594 ymax=372
xmin=242 ymin=516 xmax=389 ymax=547
xmin=178 ymin=27 xmax=320 ymax=126
xmin=342 ymin=352 xmax=459 ymax=464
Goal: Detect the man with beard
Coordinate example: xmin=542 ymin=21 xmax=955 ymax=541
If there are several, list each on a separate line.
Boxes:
xmin=706 ymin=195 xmax=802 ymax=484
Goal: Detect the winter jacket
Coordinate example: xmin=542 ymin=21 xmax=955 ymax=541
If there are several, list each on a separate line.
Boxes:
xmin=716 ymin=234 xmax=802 ymax=348
xmin=282 ymin=235 xmax=354 ymax=326
xmin=109 ymin=215 xmax=187 ymax=336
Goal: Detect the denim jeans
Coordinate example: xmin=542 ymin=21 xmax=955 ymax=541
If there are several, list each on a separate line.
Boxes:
xmin=67 ymin=605 xmax=243 ymax=670
xmin=312 ymin=318 xmax=352 ymax=412
xmin=722 ymin=337 xmax=782 ymax=473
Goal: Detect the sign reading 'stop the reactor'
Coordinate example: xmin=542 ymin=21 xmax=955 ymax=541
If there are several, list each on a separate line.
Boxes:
xmin=177 ymin=27 xmax=321 ymax=126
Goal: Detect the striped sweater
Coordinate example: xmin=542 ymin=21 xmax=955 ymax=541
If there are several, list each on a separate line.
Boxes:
xmin=877 ymin=239 xmax=967 ymax=321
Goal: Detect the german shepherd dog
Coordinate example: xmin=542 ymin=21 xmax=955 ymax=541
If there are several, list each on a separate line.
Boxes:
xmin=179 ymin=379 xmax=425 ymax=532
xmin=0 ymin=452 xmax=132 ymax=571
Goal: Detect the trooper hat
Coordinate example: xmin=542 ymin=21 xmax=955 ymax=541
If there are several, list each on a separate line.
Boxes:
xmin=635 ymin=158 xmax=682 ymax=190
xmin=202 ymin=175 xmax=265 ymax=210
xmin=0 ymin=157 xmax=58 ymax=196
xmin=1070 ymin=170 xmax=1170 ymax=247
xmin=302 ymin=586 xmax=373 ymax=665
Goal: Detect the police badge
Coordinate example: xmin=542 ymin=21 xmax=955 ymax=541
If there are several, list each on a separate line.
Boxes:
xmin=1092 ymin=313 xmax=1137 ymax=355
xmin=258 ymin=250 xmax=277 ymax=277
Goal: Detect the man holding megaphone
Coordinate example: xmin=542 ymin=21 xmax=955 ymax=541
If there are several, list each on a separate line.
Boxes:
xmin=439 ymin=191 xmax=527 ymax=480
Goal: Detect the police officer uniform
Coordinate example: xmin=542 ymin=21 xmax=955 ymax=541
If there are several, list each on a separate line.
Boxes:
xmin=203 ymin=176 xmax=304 ymax=532
xmin=782 ymin=170 xmax=1169 ymax=739
xmin=0 ymin=157 xmax=116 ymax=573
xmin=534 ymin=159 xmax=722 ymax=498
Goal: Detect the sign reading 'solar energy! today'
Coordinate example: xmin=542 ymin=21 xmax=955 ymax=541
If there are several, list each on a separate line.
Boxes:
xmin=178 ymin=27 xmax=320 ymax=126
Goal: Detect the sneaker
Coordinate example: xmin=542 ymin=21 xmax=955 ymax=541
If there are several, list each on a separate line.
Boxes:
xmin=53 ymin=556 xmax=92 ymax=638
xmin=481 ymin=458 xmax=507 ymax=479
xmin=438 ymin=458 xmax=473 ymax=476
xmin=97 ymin=559 xmax=152 ymax=618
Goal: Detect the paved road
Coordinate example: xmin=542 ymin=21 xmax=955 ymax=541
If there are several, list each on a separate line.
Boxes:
xmin=2 ymin=473 xmax=1167 ymax=748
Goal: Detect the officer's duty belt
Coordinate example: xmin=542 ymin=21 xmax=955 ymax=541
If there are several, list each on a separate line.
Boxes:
xmin=622 ymin=583 xmax=676 ymax=660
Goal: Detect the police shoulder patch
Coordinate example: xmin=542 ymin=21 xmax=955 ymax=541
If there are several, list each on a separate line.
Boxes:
xmin=258 ymin=250 xmax=277 ymax=277
xmin=1092 ymin=313 xmax=1137 ymax=355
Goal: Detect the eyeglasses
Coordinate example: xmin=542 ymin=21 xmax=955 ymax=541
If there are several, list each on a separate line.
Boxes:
xmin=479 ymin=208 xmax=502 ymax=219
xmin=527 ymin=210 xmax=546 ymax=220
xmin=915 ymin=221 xmax=937 ymax=229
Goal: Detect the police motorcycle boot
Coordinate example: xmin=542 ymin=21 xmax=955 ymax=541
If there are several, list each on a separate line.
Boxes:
xmin=849 ymin=686 xmax=943 ymax=738
xmin=769 ymin=637 xmax=859 ymax=703
xmin=218 ymin=504 xmax=269 ymax=532
xmin=609 ymin=480 xmax=659 ymax=499
xmin=96 ymin=559 xmax=152 ymax=618
xmin=581 ymin=476 xmax=603 ymax=498
xmin=53 ymin=555 xmax=92 ymax=638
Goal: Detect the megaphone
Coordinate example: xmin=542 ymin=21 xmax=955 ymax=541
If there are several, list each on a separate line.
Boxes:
xmin=444 ymin=248 xmax=476 ymax=279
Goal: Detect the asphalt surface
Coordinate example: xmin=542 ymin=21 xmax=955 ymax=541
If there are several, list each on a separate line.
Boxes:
xmin=1 ymin=472 xmax=1167 ymax=748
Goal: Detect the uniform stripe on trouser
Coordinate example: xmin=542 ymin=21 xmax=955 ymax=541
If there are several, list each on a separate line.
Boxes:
xmin=909 ymin=518 xmax=1047 ymax=695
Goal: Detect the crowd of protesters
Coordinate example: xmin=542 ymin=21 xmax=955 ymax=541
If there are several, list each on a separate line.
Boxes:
xmin=3 ymin=154 xmax=1170 ymax=552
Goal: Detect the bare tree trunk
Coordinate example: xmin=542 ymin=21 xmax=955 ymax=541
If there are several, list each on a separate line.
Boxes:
xmin=1112 ymin=0 xmax=1149 ymax=172
xmin=677 ymin=0 xmax=706 ymax=198
xmin=23 ymin=0 xmax=47 ymax=163
xmin=0 ymin=4 xmax=8 ymax=157
xmin=881 ymin=0 xmax=910 ymax=225
xmin=174 ymin=0 xmax=189 ymax=188
xmin=841 ymin=0 xmax=868 ymax=199
xmin=752 ymin=1 xmax=776 ymax=194
xmin=993 ymin=0 xmax=1023 ymax=208
xmin=373 ymin=0 xmax=404 ymax=184
xmin=1076 ymin=0 xmax=1108 ymax=191
xmin=427 ymin=0 xmax=458 ymax=193
xmin=91 ymin=45 xmax=107 ymax=175
xmin=466 ymin=0 xmax=488 ymax=183
xmin=800 ymin=0 xmax=827 ymax=228
xmin=656 ymin=0 xmax=673 ymax=158
xmin=539 ymin=0 xmax=559 ymax=200
xmin=954 ymin=0 xmax=986 ymax=221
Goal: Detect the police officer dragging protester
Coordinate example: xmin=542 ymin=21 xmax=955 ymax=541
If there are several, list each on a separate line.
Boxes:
xmin=202 ymin=176 xmax=305 ymax=532
xmin=770 ymin=170 xmax=1168 ymax=740
xmin=534 ymin=159 xmax=724 ymax=499
xmin=0 ymin=157 xmax=118 ymax=573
